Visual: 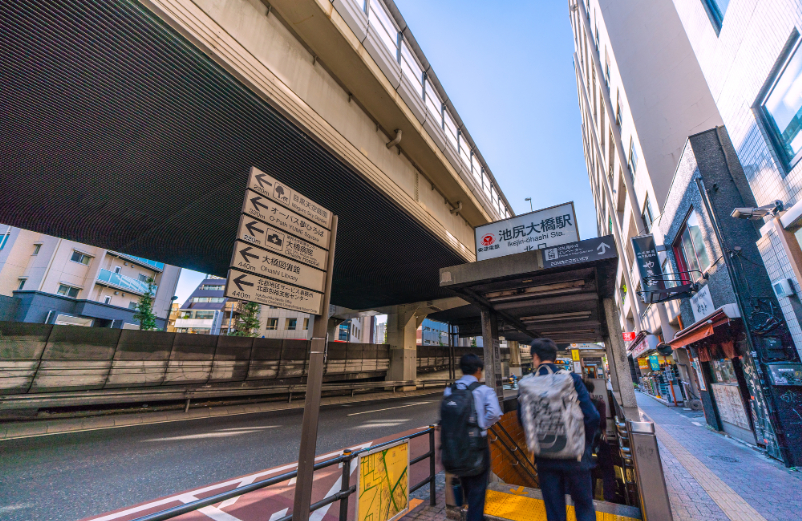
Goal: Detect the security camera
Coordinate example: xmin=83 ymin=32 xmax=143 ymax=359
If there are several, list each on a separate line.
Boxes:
xmin=731 ymin=200 xmax=783 ymax=220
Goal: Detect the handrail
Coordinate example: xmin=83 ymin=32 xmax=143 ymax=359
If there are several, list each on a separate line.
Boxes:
xmin=488 ymin=423 xmax=539 ymax=486
xmin=133 ymin=426 xmax=438 ymax=521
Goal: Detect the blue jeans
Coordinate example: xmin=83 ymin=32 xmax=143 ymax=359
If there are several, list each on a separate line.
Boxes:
xmin=537 ymin=466 xmax=596 ymax=521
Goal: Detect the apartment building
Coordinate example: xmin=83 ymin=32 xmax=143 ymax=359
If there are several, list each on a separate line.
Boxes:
xmin=259 ymin=307 xmax=315 ymax=340
xmin=569 ymin=0 xmax=723 ymax=342
xmin=417 ymin=318 xmax=448 ymax=346
xmin=0 ymin=225 xmax=180 ymax=329
xmin=571 ymin=0 xmax=802 ymax=466
xmin=175 ymin=277 xmax=239 ymax=335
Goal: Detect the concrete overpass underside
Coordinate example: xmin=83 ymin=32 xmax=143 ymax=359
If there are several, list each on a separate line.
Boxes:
xmin=0 ymin=0 xmax=469 ymax=309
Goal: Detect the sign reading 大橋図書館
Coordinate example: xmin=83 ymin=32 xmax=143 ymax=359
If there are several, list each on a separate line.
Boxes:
xmin=475 ymin=202 xmax=579 ymax=261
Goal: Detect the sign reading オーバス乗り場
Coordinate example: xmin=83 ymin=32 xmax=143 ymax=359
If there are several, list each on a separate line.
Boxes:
xmin=224 ymin=168 xmax=332 ymax=315
xmin=475 ymin=202 xmax=579 ymax=261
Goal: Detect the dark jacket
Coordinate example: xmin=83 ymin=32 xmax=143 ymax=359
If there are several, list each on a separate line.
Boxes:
xmin=517 ymin=363 xmax=600 ymax=471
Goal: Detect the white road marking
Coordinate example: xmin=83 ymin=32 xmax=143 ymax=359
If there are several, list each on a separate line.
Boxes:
xmin=692 ymin=422 xmax=703 ymax=427
xmin=91 ymin=442 xmax=374 ymax=520
xmin=218 ymin=426 xmax=280 ymax=431
xmin=143 ymin=430 xmax=265 ymax=442
xmin=364 ymin=419 xmax=410 ymax=423
xmin=181 ymin=495 xmax=243 ymax=521
xmin=288 ymin=477 xmax=297 ymax=485
xmin=347 ymin=402 xmax=430 ymax=416
xmin=268 ymin=508 xmax=289 ymax=521
xmin=308 ymin=443 xmax=371 ymax=521
xmin=352 ymin=422 xmax=409 ymax=429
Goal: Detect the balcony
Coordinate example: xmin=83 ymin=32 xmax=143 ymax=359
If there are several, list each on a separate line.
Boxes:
xmin=108 ymin=251 xmax=165 ymax=272
xmin=174 ymin=318 xmax=215 ymax=329
xmin=97 ymin=269 xmax=158 ymax=296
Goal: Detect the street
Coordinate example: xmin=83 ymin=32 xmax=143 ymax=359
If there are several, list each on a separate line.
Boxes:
xmin=0 ymin=395 xmax=442 ymax=521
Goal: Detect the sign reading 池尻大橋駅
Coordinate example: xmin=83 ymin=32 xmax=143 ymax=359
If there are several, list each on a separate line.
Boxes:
xmin=475 ymin=202 xmax=579 ymax=261
xmin=236 ymin=216 xmax=329 ymax=270
xmin=247 ymin=167 xmax=333 ymax=229
xmin=242 ymin=189 xmax=331 ymax=248
xmin=230 ymin=239 xmax=326 ymax=292
xmin=224 ymin=268 xmax=324 ymax=315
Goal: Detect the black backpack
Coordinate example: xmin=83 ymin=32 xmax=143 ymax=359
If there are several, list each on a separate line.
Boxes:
xmin=440 ymin=381 xmax=487 ymax=477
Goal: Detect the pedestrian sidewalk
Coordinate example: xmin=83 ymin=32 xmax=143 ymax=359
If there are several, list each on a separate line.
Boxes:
xmin=637 ymin=392 xmax=802 ymax=521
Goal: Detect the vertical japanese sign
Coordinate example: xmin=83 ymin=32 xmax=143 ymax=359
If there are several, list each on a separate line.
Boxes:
xmin=631 ymin=235 xmax=665 ymax=303
xmin=475 ymin=202 xmax=579 ymax=261
xmin=224 ymin=167 xmax=333 ymax=315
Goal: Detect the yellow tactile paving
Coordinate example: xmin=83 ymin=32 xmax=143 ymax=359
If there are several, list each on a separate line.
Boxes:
xmin=484 ymin=489 xmax=639 ymax=521
xmin=649 ymin=421 xmax=768 ymax=521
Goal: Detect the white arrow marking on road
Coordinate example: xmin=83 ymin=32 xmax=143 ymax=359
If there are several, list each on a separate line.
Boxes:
xmin=597 ymin=242 xmax=611 ymax=255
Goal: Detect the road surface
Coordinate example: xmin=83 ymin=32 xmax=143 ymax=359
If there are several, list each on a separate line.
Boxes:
xmin=0 ymin=394 xmax=443 ymax=521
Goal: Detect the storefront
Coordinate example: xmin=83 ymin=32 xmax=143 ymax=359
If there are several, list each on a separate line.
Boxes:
xmin=629 ymin=333 xmax=684 ymax=406
xmin=668 ymin=304 xmax=757 ymax=445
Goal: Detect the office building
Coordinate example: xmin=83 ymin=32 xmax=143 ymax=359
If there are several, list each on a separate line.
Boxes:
xmin=175 ymin=277 xmax=239 ymax=335
xmin=0 ymin=225 xmax=180 ymax=329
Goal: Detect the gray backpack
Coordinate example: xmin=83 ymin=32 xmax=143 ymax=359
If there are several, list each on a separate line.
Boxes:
xmin=518 ymin=365 xmax=586 ymax=460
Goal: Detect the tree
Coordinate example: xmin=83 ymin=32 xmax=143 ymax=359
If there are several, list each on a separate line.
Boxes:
xmin=133 ymin=277 xmax=158 ymax=331
xmin=231 ymin=301 xmax=260 ymax=337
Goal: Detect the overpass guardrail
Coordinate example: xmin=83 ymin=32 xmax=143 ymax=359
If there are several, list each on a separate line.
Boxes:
xmin=131 ymin=426 xmax=437 ymax=521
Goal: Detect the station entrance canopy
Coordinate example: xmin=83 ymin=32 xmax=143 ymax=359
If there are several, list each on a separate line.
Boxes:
xmin=431 ymin=236 xmax=619 ymax=346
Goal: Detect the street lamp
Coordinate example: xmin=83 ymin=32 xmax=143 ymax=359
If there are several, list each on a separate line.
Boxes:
xmin=525 ymin=198 xmax=533 ymax=212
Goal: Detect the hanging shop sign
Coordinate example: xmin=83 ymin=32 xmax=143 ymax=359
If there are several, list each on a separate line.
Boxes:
xmin=631 ymin=235 xmax=665 ymax=303
xmin=475 ymin=202 xmax=579 ymax=261
xmin=623 ymin=331 xmax=637 ymax=342
xmin=648 ymin=355 xmax=661 ymax=371
xmin=690 ymin=285 xmax=716 ymax=322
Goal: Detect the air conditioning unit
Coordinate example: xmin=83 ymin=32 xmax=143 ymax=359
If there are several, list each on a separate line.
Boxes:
xmin=772 ymin=278 xmax=795 ymax=299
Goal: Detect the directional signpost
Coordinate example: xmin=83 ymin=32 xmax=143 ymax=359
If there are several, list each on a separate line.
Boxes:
xmin=224 ymin=167 xmax=337 ymax=521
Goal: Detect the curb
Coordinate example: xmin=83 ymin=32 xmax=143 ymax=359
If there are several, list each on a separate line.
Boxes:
xmin=0 ymin=388 xmax=444 ymax=441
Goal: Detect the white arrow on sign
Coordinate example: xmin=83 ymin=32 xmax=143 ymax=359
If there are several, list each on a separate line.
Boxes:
xmin=597 ymin=242 xmax=611 ymax=255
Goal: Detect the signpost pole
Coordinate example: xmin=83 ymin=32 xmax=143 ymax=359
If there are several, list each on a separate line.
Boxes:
xmin=293 ymin=215 xmax=338 ymax=521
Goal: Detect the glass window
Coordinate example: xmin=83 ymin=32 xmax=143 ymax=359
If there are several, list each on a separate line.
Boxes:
xmin=129 ymin=302 xmax=138 ymax=310
xmin=17 ymin=279 xmax=26 ymax=290
xmin=104 ymin=296 xmax=112 ymax=305
xmin=32 ymin=244 xmax=41 ymax=255
xmin=201 ymin=284 xmax=224 ymax=291
xmin=702 ymin=0 xmax=729 ymax=31
xmin=265 ymin=318 xmax=278 ymax=330
xmin=424 ymin=78 xmax=443 ymax=126
xmin=400 ymin=41 xmax=423 ymax=93
xmin=443 ymin=110 xmax=458 ymax=149
xmin=628 ymin=138 xmax=639 ymax=176
xmin=491 ymin=186 xmax=498 ymax=204
xmin=661 ymin=260 xmax=677 ymax=288
xmin=71 ymin=251 xmax=92 ymax=265
xmin=615 ymin=90 xmax=623 ymax=126
xmin=195 ymin=311 xmax=215 ymax=320
xmin=286 ymin=318 xmax=297 ymax=330
xmin=367 ymin=0 xmax=398 ymax=53
xmin=709 ymin=359 xmax=737 ymax=384
xmin=303 ymin=318 xmax=309 ymax=330
xmin=458 ymin=133 xmax=471 ymax=168
xmin=471 ymin=154 xmax=482 ymax=177
xmin=673 ymin=211 xmax=712 ymax=282
xmin=762 ymin=40 xmax=802 ymax=168
xmin=604 ymin=48 xmax=610 ymax=84
xmin=0 ymin=234 xmax=7 ymax=250
xmin=57 ymin=284 xmax=80 ymax=298
xmin=138 ymin=274 xmax=148 ymax=282
xmin=642 ymin=196 xmax=654 ymax=233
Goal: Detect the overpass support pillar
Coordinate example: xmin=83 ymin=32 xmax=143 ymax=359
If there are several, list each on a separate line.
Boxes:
xmin=480 ymin=308 xmax=503 ymax=397
xmin=603 ymin=298 xmax=639 ymax=419
xmin=508 ymin=340 xmax=522 ymax=377
xmin=387 ymin=305 xmax=425 ymax=388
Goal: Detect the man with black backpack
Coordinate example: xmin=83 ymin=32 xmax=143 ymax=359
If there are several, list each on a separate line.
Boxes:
xmin=441 ymin=354 xmax=502 ymax=521
xmin=517 ymin=339 xmax=599 ymax=521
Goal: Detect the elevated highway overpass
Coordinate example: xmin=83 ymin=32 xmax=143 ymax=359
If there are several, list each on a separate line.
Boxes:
xmin=0 ymin=0 xmax=510 ymax=312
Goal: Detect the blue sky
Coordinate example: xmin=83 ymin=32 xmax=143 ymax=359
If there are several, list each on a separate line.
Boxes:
xmin=175 ymin=1 xmax=594 ymax=303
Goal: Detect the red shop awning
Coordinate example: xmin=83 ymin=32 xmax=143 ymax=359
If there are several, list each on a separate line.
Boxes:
xmin=668 ymin=304 xmax=741 ymax=349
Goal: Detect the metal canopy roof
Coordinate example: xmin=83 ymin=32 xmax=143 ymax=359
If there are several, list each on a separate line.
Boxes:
xmin=0 ymin=0 xmax=468 ymax=310
xmin=430 ymin=236 xmax=618 ymax=344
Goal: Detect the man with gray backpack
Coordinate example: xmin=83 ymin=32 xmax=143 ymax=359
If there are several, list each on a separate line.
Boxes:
xmin=441 ymin=354 xmax=502 ymax=521
xmin=517 ymin=339 xmax=600 ymax=521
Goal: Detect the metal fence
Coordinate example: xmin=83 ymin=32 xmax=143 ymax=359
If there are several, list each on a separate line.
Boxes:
xmin=132 ymin=426 xmax=437 ymax=521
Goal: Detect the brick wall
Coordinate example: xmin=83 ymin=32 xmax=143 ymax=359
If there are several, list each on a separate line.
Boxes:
xmin=488 ymin=411 xmax=538 ymax=488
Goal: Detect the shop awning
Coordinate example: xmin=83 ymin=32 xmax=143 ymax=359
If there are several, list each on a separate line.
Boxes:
xmin=668 ymin=304 xmax=740 ymax=349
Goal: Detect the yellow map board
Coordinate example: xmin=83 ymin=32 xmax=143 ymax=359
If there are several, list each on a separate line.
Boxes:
xmin=356 ymin=440 xmax=409 ymax=521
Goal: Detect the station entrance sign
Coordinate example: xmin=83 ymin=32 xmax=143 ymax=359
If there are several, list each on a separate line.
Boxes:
xmin=475 ymin=202 xmax=579 ymax=261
